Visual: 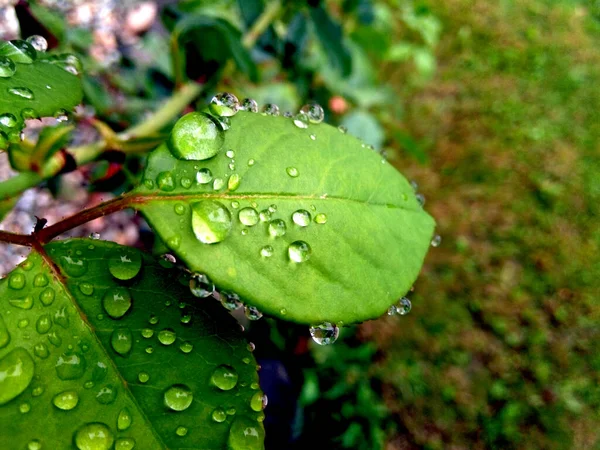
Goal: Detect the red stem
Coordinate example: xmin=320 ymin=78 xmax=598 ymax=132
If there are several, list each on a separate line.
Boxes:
xmin=0 ymin=230 xmax=34 ymax=247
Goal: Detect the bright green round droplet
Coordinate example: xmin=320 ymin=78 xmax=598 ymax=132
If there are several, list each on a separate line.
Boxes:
xmin=174 ymin=203 xmax=186 ymax=215
xmin=52 ymin=390 xmax=79 ymax=410
xmin=250 ymin=391 xmax=268 ymax=412
xmin=180 ymin=341 xmax=193 ymax=353
xmin=168 ymin=112 xmax=224 ymax=160
xmin=141 ymin=328 xmax=154 ymax=338
xmin=212 ymin=407 xmax=227 ymax=422
xmin=286 ymin=167 xmax=299 ymax=178
xmin=288 ymin=241 xmax=311 ymax=263
xmin=74 ymin=422 xmax=114 ymax=450
xmin=164 ymin=384 xmax=193 ymax=411
xmin=35 ymin=314 xmax=52 ymax=334
xmin=0 ymin=56 xmax=16 ymax=77
xmin=211 ymin=365 xmax=238 ymax=391
xmin=27 ymin=439 xmax=42 ymax=450
xmin=79 ymin=283 xmax=94 ymax=296
xmin=180 ymin=177 xmax=192 ymax=189
xmin=138 ymin=371 xmax=150 ymax=383
xmin=315 ymin=213 xmax=327 ymax=224
xmin=117 ymin=408 xmax=132 ymax=431
xmin=61 ymin=254 xmax=88 ymax=277
xmin=20 ymin=402 xmax=31 ymax=413
xmin=157 ymin=329 xmax=176 ymax=346
xmin=108 ymin=250 xmax=142 ymax=281
xmin=33 ymin=343 xmax=49 ymax=359
xmin=111 ymin=328 xmax=133 ymax=355
xmin=0 ymin=112 xmax=18 ymax=128
xmin=228 ymin=173 xmax=241 ymax=191
xmin=190 ymin=200 xmax=232 ymax=244
xmin=209 ymin=92 xmax=239 ymax=117
xmin=292 ymin=210 xmax=311 ymax=227
xmin=102 ymin=287 xmax=132 ymax=319
xmin=175 ymin=426 xmax=188 ymax=437
xmin=115 ymin=437 xmax=136 ymax=450
xmin=260 ymin=245 xmax=273 ymax=258
xmin=0 ymin=348 xmax=35 ymax=405
xmin=268 ymin=219 xmax=287 ymax=237
xmin=8 ymin=272 xmax=25 ymax=289
xmin=238 ymin=207 xmax=259 ymax=227
xmin=40 ymin=287 xmax=55 ymax=306
xmin=55 ymin=352 xmax=86 ymax=380
xmin=157 ymin=171 xmax=175 ymax=192
xmin=95 ymin=385 xmax=117 ymax=404
xmin=33 ymin=273 xmax=48 ymax=287
xmin=227 ymin=416 xmax=264 ymax=450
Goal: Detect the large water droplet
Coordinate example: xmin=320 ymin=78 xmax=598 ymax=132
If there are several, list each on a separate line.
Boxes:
xmin=55 ymin=352 xmax=86 ymax=380
xmin=0 ymin=348 xmax=35 ymax=405
xmin=288 ymin=241 xmax=311 ymax=263
xmin=117 ymin=408 xmax=132 ymax=431
xmin=164 ymin=384 xmax=193 ymax=411
xmin=293 ymin=112 xmax=308 ymax=129
xmin=8 ymin=87 xmax=34 ymax=100
xmin=211 ymin=365 xmax=238 ymax=390
xmin=210 ymin=92 xmax=239 ymax=117
xmin=227 ymin=416 xmax=264 ymax=450
xmin=0 ymin=113 xmax=18 ymax=128
xmin=108 ymin=250 xmax=142 ymax=281
xmin=0 ymin=314 xmax=9 ymax=349
xmin=102 ymin=288 xmax=132 ymax=319
xmin=0 ymin=56 xmax=16 ymax=78
xmin=220 ymin=291 xmax=242 ymax=311
xmin=40 ymin=287 xmax=55 ymax=306
xmin=158 ymin=329 xmax=176 ymax=346
xmin=286 ymin=167 xmax=299 ymax=178
xmin=111 ymin=328 xmax=133 ymax=355
xmin=26 ymin=35 xmax=48 ymax=52
xmin=268 ymin=219 xmax=286 ymax=237
xmin=292 ymin=210 xmax=311 ymax=227
xmin=115 ymin=438 xmax=135 ymax=450
xmin=36 ymin=314 xmax=52 ymax=334
xmin=238 ymin=207 xmax=259 ymax=227
xmin=240 ymin=98 xmax=258 ymax=112
xmin=168 ymin=112 xmax=224 ymax=161
xmin=309 ymin=323 xmax=339 ymax=345
xmin=95 ymin=385 xmax=117 ymax=404
xmin=212 ymin=407 xmax=227 ymax=422
xmin=52 ymin=390 xmax=79 ymax=410
xmin=9 ymin=272 xmax=25 ymax=289
xmin=261 ymin=104 xmax=279 ymax=116
xmin=191 ymin=200 xmax=232 ymax=244
xmin=300 ymin=103 xmax=324 ymax=124
xmin=74 ymin=422 xmax=114 ymax=450
xmin=250 ymin=391 xmax=268 ymax=412
xmin=244 ymin=306 xmax=263 ymax=321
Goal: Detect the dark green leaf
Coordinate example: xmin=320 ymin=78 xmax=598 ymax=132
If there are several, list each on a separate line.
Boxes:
xmin=133 ymin=111 xmax=435 ymax=325
xmin=309 ymin=6 xmax=352 ymax=77
xmin=0 ymin=239 xmax=264 ymax=449
xmin=340 ymin=110 xmax=385 ymax=150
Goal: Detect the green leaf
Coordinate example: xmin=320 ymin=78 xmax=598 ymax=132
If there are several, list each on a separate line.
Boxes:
xmin=340 ymin=110 xmax=385 ymax=150
xmin=0 ymin=239 xmax=265 ymax=449
xmin=8 ymin=124 xmax=73 ymax=172
xmin=132 ymin=111 xmax=435 ymax=325
xmin=309 ymin=6 xmax=352 ymax=77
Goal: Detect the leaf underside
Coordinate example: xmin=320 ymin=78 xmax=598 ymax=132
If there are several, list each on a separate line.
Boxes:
xmin=134 ymin=112 xmax=435 ymax=325
xmin=0 ymin=239 xmax=264 ymax=449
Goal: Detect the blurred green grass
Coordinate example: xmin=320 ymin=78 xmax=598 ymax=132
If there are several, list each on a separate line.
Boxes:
xmin=359 ymin=0 xmax=600 ymax=448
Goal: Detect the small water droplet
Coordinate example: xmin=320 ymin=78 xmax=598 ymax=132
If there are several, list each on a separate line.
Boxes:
xmin=9 ymin=295 xmax=33 ymax=310
xmin=338 ymin=125 xmax=347 ymax=133
xmin=309 ymin=322 xmax=339 ymax=345
xmin=8 ymin=87 xmax=34 ymax=100
xmin=168 ymin=112 xmax=224 ymax=160
xmin=26 ymin=35 xmax=47 ymax=52
xmin=47 ymin=331 xmax=61 ymax=347
xmin=79 ymin=283 xmax=94 ymax=296
xmin=189 ymin=273 xmax=215 ymax=298
xmin=260 ymin=245 xmax=273 ymax=258
xmin=117 ymin=408 xmax=132 ymax=430
xmin=396 ymin=297 xmax=412 ymax=315
xmin=176 ymin=426 xmax=188 ymax=437
xmin=20 ymin=402 xmax=31 ymax=413
xmin=300 ymin=103 xmax=324 ymax=124
xmin=211 ymin=365 xmax=238 ymax=390
xmin=17 ymin=318 xmax=29 ymax=328
xmin=212 ymin=407 xmax=227 ymax=422
xmin=0 ymin=56 xmax=16 ymax=78
xmin=102 ymin=288 xmax=132 ymax=319
xmin=226 ymin=149 xmax=235 ymax=158
xmin=261 ymin=103 xmax=279 ymax=116
xmin=158 ymin=329 xmax=176 ymax=346
xmin=0 ymin=348 xmax=35 ymax=405
xmin=55 ymin=109 xmax=68 ymax=122
xmin=32 ymin=273 xmax=47 ymax=288
xmin=8 ymin=272 xmax=25 ymax=289
xmin=240 ymin=98 xmax=258 ymax=112
xmin=32 ymin=385 xmax=44 ymax=397
xmin=213 ymin=178 xmax=225 ymax=190
xmin=250 ymin=391 xmax=268 ymax=412
xmin=220 ymin=291 xmax=242 ymax=311
xmin=74 ymin=422 xmax=114 ymax=450
xmin=55 ymin=352 xmax=86 ymax=380
xmin=247 ymin=159 xmax=255 ymax=166
xmin=157 ymin=171 xmax=175 ymax=192
xmin=288 ymin=241 xmax=311 ymax=263
xmin=196 ymin=168 xmax=213 ymax=184
xmin=314 ymin=213 xmax=327 ymax=224
xmin=141 ymin=328 xmax=154 ymax=339
xmin=244 ymin=306 xmax=263 ymax=321
xmin=149 ymin=315 xmax=159 ymax=325
xmin=143 ymin=179 xmax=155 ymax=189
xmin=268 ymin=219 xmax=286 ymax=237
xmin=174 ymin=203 xmax=186 ymax=216
xmin=138 ymin=371 xmax=150 ymax=383
xmin=27 ymin=439 xmax=42 ymax=450
xmin=410 ymin=180 xmax=418 ymax=191
xmin=181 ymin=313 xmax=192 ymax=324
xmin=53 ymin=307 xmax=69 ymax=329
xmin=286 ymin=167 xmax=299 ymax=178
xmin=36 ymin=314 xmax=52 ymax=334
xmin=145 ymin=346 xmax=154 ymax=354
xmin=164 ymin=384 xmax=193 ymax=411
xmin=33 ymin=343 xmax=49 ymax=359
xmin=309 ymin=134 xmax=316 ymax=140
xmin=0 ymin=112 xmax=18 ymax=128
xmin=431 ymin=235 xmax=441 ymax=247
xmin=40 ymin=287 xmax=55 ymax=306
xmin=293 ymin=112 xmax=308 ymax=129
xmin=292 ymin=210 xmax=311 ymax=227
xmin=210 ymin=92 xmax=239 ymax=117
xmin=238 ymin=207 xmax=259 ymax=227
xmin=115 ymin=437 xmax=136 ymax=450
xmin=180 ymin=176 xmax=192 ymax=189
xmin=111 ymin=328 xmax=133 ymax=355
xmin=61 ymin=255 xmax=88 ymax=277
xmin=95 ymin=385 xmax=117 ymax=404
xmin=387 ymin=305 xmax=397 ymax=316
xmin=191 ymin=200 xmax=232 ymax=244
xmin=228 ymin=173 xmax=241 ymax=191
xmin=179 ymin=341 xmax=193 ymax=353
xmin=416 ymin=193 xmax=426 ymax=206
xmin=259 ymin=209 xmax=271 ymax=222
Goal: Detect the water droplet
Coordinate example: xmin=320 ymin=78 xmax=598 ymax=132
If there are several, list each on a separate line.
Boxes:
xmin=96 ymin=385 xmax=117 ymax=404
xmin=173 ymin=425 xmax=188 ymax=437
xmin=314 ymin=213 xmax=327 ymax=224
xmin=33 ymin=343 xmax=49 ymax=359
xmin=300 ymin=103 xmax=324 ymax=124
xmin=20 ymin=402 xmax=31 ymax=413
xmin=213 ymin=177 xmax=225 ymax=190
xmin=143 ymin=179 xmax=154 ymax=189
xmin=9 ymin=294 xmax=33 ymax=310
xmin=396 ymin=297 xmax=412 ymax=315
xmin=211 ymin=365 xmax=238 ymax=390
xmin=33 ymin=273 xmax=48 ymax=287
xmin=79 ymin=283 xmax=94 ymax=296
xmin=74 ymin=422 xmax=114 ymax=450
xmin=26 ymin=35 xmax=48 ymax=52
xmin=416 ymin=193 xmax=426 ymax=206
xmin=164 ymin=384 xmax=193 ymax=411
xmin=61 ymin=255 xmax=88 ymax=277
xmin=0 ymin=113 xmax=18 ymax=128
xmin=248 ymin=159 xmax=255 ymax=166
xmin=109 ymin=250 xmax=142 ymax=281
xmin=210 ymin=92 xmax=239 ymax=117
xmin=117 ymin=407 xmax=132 ymax=431
xmin=240 ymin=98 xmax=258 ymax=112
xmin=258 ymin=209 xmax=271 ymax=222
xmin=0 ymin=315 xmax=10 ymax=349
xmin=227 ymin=416 xmax=264 ymax=450
xmin=141 ymin=328 xmax=154 ymax=339
xmin=179 ymin=341 xmax=193 ymax=354
xmin=268 ymin=219 xmax=286 ymax=237
xmin=32 ymin=385 xmax=44 ymax=397
xmin=111 ymin=328 xmax=133 ymax=355
xmin=228 ymin=173 xmax=241 ymax=191
xmin=40 ymin=287 xmax=55 ymax=306
xmin=236 ymin=207 xmax=259 ymax=227
xmin=431 ymin=235 xmax=441 ymax=247
xmin=310 ymin=323 xmax=339 ymax=345
xmin=338 ymin=125 xmax=347 ymax=133
xmin=288 ymin=241 xmax=311 ymax=263
xmin=102 ymin=288 xmax=132 ymax=319
xmin=293 ymin=112 xmax=308 ymax=129
xmin=55 ymin=352 xmax=86 ymax=380
xmin=54 ymin=306 xmax=69 ymax=328
xmin=181 ymin=313 xmax=192 ymax=324
xmin=8 ymin=87 xmax=34 ymax=100
xmin=196 ymin=168 xmax=213 ymax=184
xmin=18 ymin=318 xmax=29 ymax=328
xmin=191 ymin=200 xmax=232 ymax=244
xmin=261 ymin=103 xmax=279 ymax=116
xmin=244 ymin=306 xmax=263 ymax=321
xmin=157 ymin=171 xmax=175 ymax=192
xmin=0 ymin=348 xmax=35 ymax=405
xmin=387 ymin=305 xmax=397 ymax=316
xmin=149 ymin=315 xmax=159 ymax=325
xmin=260 ymin=245 xmax=273 ymax=258
xmin=292 ymin=210 xmax=311 ymax=227
xmin=189 ymin=273 xmax=215 ymax=298
xmin=250 ymin=391 xmax=268 ymax=412
xmin=220 ymin=291 xmax=242 ymax=311
xmin=55 ymin=109 xmax=68 ymax=122
xmin=167 ymin=234 xmax=181 ymax=249
xmin=115 ymin=437 xmax=136 ymax=450
xmin=21 ymin=107 xmax=39 ymax=120
xmin=0 ymin=40 xmax=37 ymax=63
xmin=286 ymin=167 xmax=300 ymax=178
xmin=212 ymin=407 xmax=227 ymax=422
xmin=36 ymin=314 xmax=52 ymax=334
xmin=9 ymin=272 xmax=25 ymax=289
xmin=168 ymin=112 xmax=224 ymax=160
xmin=309 ymin=134 xmax=316 ymax=140
xmin=138 ymin=371 xmax=150 ymax=383
xmin=27 ymin=439 xmax=42 ymax=450
xmin=47 ymin=331 xmax=61 ymax=347
xmin=158 ymin=329 xmax=176 ymax=346
xmin=226 ymin=149 xmax=235 ymax=158
xmin=0 ymin=56 xmax=16 ymax=78
xmin=268 ymin=204 xmax=277 ymax=213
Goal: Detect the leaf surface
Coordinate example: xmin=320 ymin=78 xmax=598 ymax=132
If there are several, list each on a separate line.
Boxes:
xmin=133 ymin=111 xmax=435 ymax=325
xmin=0 ymin=239 xmax=264 ymax=449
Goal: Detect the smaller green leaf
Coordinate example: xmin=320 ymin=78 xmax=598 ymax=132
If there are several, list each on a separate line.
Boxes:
xmin=340 ymin=110 xmax=385 ymax=150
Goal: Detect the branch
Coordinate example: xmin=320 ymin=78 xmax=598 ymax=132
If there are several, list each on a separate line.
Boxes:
xmin=0 ymin=230 xmax=33 ymax=247
xmin=242 ymin=1 xmax=283 ymax=48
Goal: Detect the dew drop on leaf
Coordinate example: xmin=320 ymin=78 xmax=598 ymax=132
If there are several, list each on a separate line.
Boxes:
xmin=293 ymin=112 xmax=308 ymax=129
xmin=168 ymin=112 xmax=224 ymax=161
xmin=108 ymin=250 xmax=142 ymax=281
xmin=35 ymin=314 xmax=52 ymax=334
xmin=314 ymin=213 xmax=327 ymax=224
xmin=164 ymin=384 xmax=193 ymax=411
xmin=250 ymin=391 xmax=268 ymax=412
xmin=61 ymin=255 xmax=88 ymax=277
xmin=0 ymin=56 xmax=16 ymax=77
xmin=74 ymin=422 xmax=114 ymax=450
xmin=179 ymin=341 xmax=193 ymax=353
xmin=102 ymin=287 xmax=132 ymax=319
xmin=0 ymin=348 xmax=35 ymax=405
xmin=244 ymin=306 xmax=263 ymax=321
xmin=47 ymin=331 xmax=61 ymax=347
xmin=210 ymin=92 xmax=239 ymax=117
xmin=189 ymin=273 xmax=215 ymax=298
xmin=33 ymin=273 xmax=48 ymax=287
xmin=176 ymin=426 xmax=188 ymax=437
xmin=190 ymin=200 xmax=232 ymax=244
xmin=157 ymin=171 xmax=175 ymax=192
xmin=115 ymin=437 xmax=135 ymax=450
xmin=227 ymin=416 xmax=264 ymax=450
xmin=259 ymin=209 xmax=271 ymax=222
xmin=268 ymin=219 xmax=286 ymax=237
xmin=212 ymin=407 xmax=227 ymax=422
xmin=33 ymin=343 xmax=49 ymax=359
xmin=213 ymin=177 xmax=225 ymax=190
xmin=20 ymin=402 xmax=31 ymax=413
xmin=141 ymin=328 xmax=154 ymax=338
xmin=228 ymin=173 xmax=241 ymax=191
xmin=8 ymin=87 xmax=34 ymax=100
xmin=0 ymin=113 xmax=18 ymax=128
xmin=261 ymin=103 xmax=279 ymax=116
xmin=157 ymin=328 xmax=176 ymax=346
xmin=288 ymin=241 xmax=311 ymax=262
xmin=211 ymin=365 xmax=238 ymax=390
xmin=220 ymin=291 xmax=242 ymax=311
xmin=117 ymin=408 xmax=132 ymax=431
xmin=0 ymin=40 xmax=36 ymax=63
xmin=27 ymin=440 xmax=41 ymax=450
xmin=260 ymin=245 xmax=273 ymax=258
xmin=396 ymin=297 xmax=412 ymax=315
xmin=40 ymin=287 xmax=55 ymax=306
xmin=286 ymin=167 xmax=299 ymax=178
xmin=238 ymin=207 xmax=259 ymax=227
xmin=149 ymin=314 xmax=159 ymax=325
xmin=416 ymin=193 xmax=426 ymax=206
xmin=8 ymin=272 xmax=25 ymax=289
xmin=180 ymin=176 xmax=192 ymax=189
xmin=338 ymin=125 xmax=347 ymax=133
xmin=26 ymin=35 xmax=47 ymax=52
xmin=138 ymin=371 xmax=150 ymax=383
xmin=300 ymin=103 xmax=324 ymax=124
xmin=240 ymin=98 xmax=258 ymax=112
xmin=431 ymin=235 xmax=442 ymax=247
xmin=196 ymin=168 xmax=213 ymax=184
xmin=110 ymin=328 xmax=133 ymax=355
xmin=79 ymin=283 xmax=94 ymax=296
xmin=292 ymin=210 xmax=311 ymax=227
xmin=309 ymin=322 xmax=339 ymax=345
xmin=9 ymin=295 xmax=33 ymax=310
xmin=55 ymin=352 xmax=86 ymax=380
xmin=95 ymin=385 xmax=117 ymax=404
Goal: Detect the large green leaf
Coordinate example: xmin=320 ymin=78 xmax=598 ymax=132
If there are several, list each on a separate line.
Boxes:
xmin=133 ymin=111 xmax=435 ymax=325
xmin=0 ymin=239 xmax=264 ymax=449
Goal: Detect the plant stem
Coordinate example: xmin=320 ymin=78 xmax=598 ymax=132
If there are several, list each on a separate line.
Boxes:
xmin=242 ymin=1 xmax=283 ymax=48
xmin=0 ymin=230 xmax=33 ymax=247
